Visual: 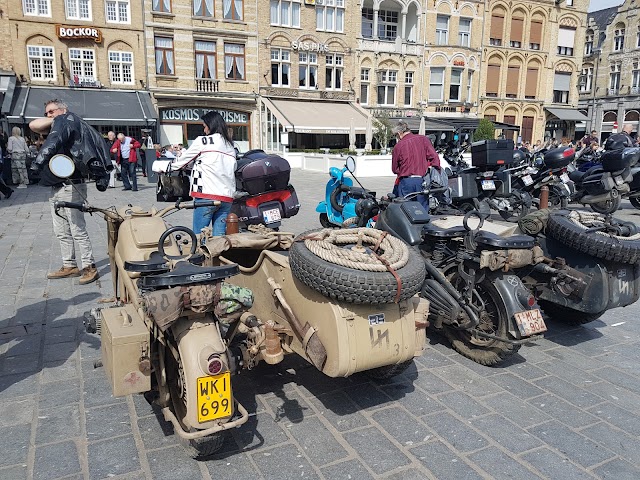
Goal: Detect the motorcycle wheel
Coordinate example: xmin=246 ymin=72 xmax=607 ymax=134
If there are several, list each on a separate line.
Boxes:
xmin=166 ymin=347 xmax=225 ymax=459
xmin=538 ymin=301 xmax=604 ymax=326
xmin=498 ymin=193 xmax=531 ymax=222
xmin=442 ymin=275 xmax=520 ymax=366
xmin=630 ymin=197 xmax=640 ymax=210
xmin=366 ymin=359 xmax=414 ymax=380
xmin=590 ymin=195 xmax=622 ymax=215
xmin=319 ymin=213 xmax=333 ymax=228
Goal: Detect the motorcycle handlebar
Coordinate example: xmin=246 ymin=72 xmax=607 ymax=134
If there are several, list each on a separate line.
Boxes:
xmin=54 ymin=201 xmax=87 ymax=212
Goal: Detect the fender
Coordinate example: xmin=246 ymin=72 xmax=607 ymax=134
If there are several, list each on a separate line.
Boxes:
xmin=316 ymin=200 xmax=327 ymax=213
xmin=170 ymin=315 xmax=232 ymax=430
xmin=487 ymin=272 xmax=538 ymax=339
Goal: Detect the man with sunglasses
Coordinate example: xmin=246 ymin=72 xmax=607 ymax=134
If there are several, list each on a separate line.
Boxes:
xmin=29 ymin=99 xmax=111 ymax=284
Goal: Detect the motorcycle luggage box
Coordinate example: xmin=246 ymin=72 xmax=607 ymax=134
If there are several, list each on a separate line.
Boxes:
xmin=471 ymin=139 xmax=515 ymax=167
xmin=542 ymin=147 xmax=574 ymax=169
xmin=449 ymin=172 xmax=479 ymax=199
xmin=236 ymin=154 xmax=291 ymax=195
xmin=600 ymin=147 xmax=640 ymax=172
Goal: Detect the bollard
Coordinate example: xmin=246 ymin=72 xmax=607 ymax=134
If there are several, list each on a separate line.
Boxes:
xmin=225 ymin=212 xmax=239 ymax=234
xmin=539 ymin=185 xmax=549 ymax=210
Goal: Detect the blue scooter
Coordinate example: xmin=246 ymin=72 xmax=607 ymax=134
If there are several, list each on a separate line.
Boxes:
xmin=315 ymin=157 xmax=376 ymax=228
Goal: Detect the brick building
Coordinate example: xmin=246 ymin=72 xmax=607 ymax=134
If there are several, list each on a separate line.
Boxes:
xmin=0 ymin=0 xmax=155 ymax=139
xmin=144 ymin=0 xmax=259 ymax=151
xmin=579 ymin=0 xmax=640 ymax=143
xmin=479 ymin=0 xmax=589 ymax=144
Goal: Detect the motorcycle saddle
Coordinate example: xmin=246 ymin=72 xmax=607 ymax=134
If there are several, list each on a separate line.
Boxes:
xmin=124 ymin=251 xmax=205 ymax=273
xmin=474 ymin=231 xmax=535 ymax=249
xmin=422 ymin=223 xmax=467 ymax=239
xmin=140 ymin=261 xmax=239 ymax=288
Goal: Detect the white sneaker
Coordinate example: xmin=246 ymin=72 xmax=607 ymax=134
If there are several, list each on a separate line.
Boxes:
xmin=16 ymin=184 xmax=27 ymax=189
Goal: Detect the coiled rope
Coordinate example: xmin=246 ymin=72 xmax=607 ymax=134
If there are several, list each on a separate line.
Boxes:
xmin=566 ymin=210 xmax=640 ymax=240
xmin=300 ymin=228 xmax=409 ymax=272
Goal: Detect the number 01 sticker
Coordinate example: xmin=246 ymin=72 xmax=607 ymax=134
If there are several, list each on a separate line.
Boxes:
xmin=196 ymin=372 xmax=232 ymax=423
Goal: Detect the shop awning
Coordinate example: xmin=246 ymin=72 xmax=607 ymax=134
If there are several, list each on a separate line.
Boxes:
xmin=390 ymin=116 xmax=456 ymax=132
xmin=3 ymin=86 xmax=157 ymax=125
xmin=262 ymin=98 xmax=369 ymax=134
xmin=545 ymin=107 xmax=589 ymax=122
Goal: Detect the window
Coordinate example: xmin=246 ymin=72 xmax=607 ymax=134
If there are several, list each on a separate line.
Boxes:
xmin=486 ymin=64 xmax=500 ymax=97
xmin=270 ymin=0 xmax=300 ymax=28
xmin=223 ymin=0 xmax=242 ymax=20
xmin=553 ymin=72 xmax=571 ymax=104
xmin=522 ymin=116 xmax=534 ymax=143
xmin=360 ymin=68 xmax=369 ymax=104
xmin=154 ymin=37 xmax=174 ymax=75
xmin=27 ymin=45 xmax=55 ymax=80
xmin=224 ymin=43 xmax=245 ymax=80
xmin=467 ymin=71 xmax=473 ymax=103
xmin=152 ymin=0 xmax=170 ymax=13
xmin=325 ymin=54 xmax=343 ymax=90
xmin=530 ymin=20 xmax=542 ymax=50
xmin=69 ymin=48 xmax=95 ymax=81
xmin=106 ymin=0 xmax=128 ymax=22
xmin=377 ymin=69 xmax=397 ymax=106
xmin=23 ymin=0 xmax=50 ymax=16
xmin=363 ymin=8 xmax=398 ymax=41
xmin=109 ymin=51 xmax=133 ymax=84
xmin=361 ymin=8 xmax=373 ymax=38
xmin=557 ymin=27 xmax=575 ymax=56
xmin=637 ymin=26 xmax=640 ymax=48
xmin=299 ymin=52 xmax=318 ymax=89
xmin=436 ymin=15 xmax=449 ymax=45
xmin=404 ymin=71 xmax=413 ymax=106
xmin=316 ymin=0 xmax=344 ymax=33
xmin=459 ymin=18 xmax=471 ymax=47
xmin=195 ymin=41 xmax=216 ymax=79
xmin=194 ymin=0 xmax=213 ymax=17
xmin=271 ymin=49 xmax=290 ymax=87
xmin=429 ymin=67 xmax=444 ymax=101
xmin=566 ymin=0 xmax=573 ymax=5
xmin=614 ymin=27 xmax=625 ymax=52
xmin=585 ymin=31 xmax=593 ymax=55
xmin=579 ymin=66 xmax=593 ymax=92
xmin=510 ymin=16 xmax=524 ymax=48
xmin=490 ymin=13 xmax=504 ymax=46
xmin=632 ymin=61 xmax=640 ymax=93
xmin=609 ymin=62 xmax=621 ymax=94
xmin=525 ymin=67 xmax=538 ymax=98
xmin=65 ymin=0 xmax=90 ymax=20
xmin=449 ymin=69 xmax=462 ymax=101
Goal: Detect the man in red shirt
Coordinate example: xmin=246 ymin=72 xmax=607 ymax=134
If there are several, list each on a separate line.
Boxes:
xmin=391 ymin=120 xmax=440 ymax=207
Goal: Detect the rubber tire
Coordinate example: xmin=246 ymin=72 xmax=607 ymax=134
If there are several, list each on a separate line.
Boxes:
xmin=539 ymin=301 xmax=604 ymax=326
xmin=289 ymin=229 xmax=426 ymax=304
xmin=366 ymin=359 xmax=414 ymax=380
xmin=319 ymin=213 xmax=333 ymax=228
xmin=166 ymin=347 xmax=226 ymax=459
xmin=590 ymin=195 xmax=622 ymax=215
xmin=498 ymin=193 xmax=531 ymax=222
xmin=441 ymin=276 xmax=520 ymax=366
xmin=630 ymin=197 xmax=640 ymax=210
xmin=547 ymin=211 xmax=640 ymax=264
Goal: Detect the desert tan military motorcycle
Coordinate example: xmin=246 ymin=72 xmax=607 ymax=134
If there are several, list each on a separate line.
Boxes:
xmin=50 ymin=156 xmax=429 ymax=458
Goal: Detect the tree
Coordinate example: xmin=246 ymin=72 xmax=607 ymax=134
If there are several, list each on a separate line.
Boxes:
xmin=473 ymin=118 xmax=496 ymax=142
xmin=373 ymin=112 xmax=394 ymax=150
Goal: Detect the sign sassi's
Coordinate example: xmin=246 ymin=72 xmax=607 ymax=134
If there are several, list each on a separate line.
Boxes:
xmin=56 ymin=25 xmax=103 ymax=43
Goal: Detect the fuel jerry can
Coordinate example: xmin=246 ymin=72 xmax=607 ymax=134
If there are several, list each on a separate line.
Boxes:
xmin=101 ymin=304 xmax=151 ymax=397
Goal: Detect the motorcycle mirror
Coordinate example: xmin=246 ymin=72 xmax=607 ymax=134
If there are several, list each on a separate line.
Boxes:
xmin=464 ymin=133 xmax=469 ymax=141
xmin=49 ymin=154 xmax=76 ymax=178
xmin=440 ymin=133 xmax=447 ymax=140
xmin=453 ymin=134 xmax=459 ymax=141
xmin=346 ymin=156 xmax=356 ymax=173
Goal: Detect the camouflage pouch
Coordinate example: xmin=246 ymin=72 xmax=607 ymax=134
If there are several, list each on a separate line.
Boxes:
xmin=214 ymin=283 xmax=254 ymax=324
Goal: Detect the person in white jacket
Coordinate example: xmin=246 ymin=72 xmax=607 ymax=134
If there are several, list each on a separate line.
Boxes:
xmin=169 ymin=111 xmax=237 ymax=236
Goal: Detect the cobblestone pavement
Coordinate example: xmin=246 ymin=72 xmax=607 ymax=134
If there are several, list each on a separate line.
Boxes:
xmin=2 ymin=169 xmax=640 ymax=480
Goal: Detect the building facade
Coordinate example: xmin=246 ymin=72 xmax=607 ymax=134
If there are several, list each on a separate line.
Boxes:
xmin=144 ymin=0 xmax=259 ymax=151
xmin=579 ymin=0 xmax=640 ymax=143
xmin=479 ymin=0 xmax=589 ymax=144
xmin=1 ymin=0 xmax=155 ymax=138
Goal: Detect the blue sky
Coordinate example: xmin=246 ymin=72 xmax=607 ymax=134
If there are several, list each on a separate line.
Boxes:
xmin=589 ymin=0 xmax=622 ymax=12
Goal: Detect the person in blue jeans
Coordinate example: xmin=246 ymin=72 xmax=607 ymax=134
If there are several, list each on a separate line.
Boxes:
xmin=111 ymin=133 xmax=141 ymax=191
xmin=168 ymin=112 xmax=236 ymax=236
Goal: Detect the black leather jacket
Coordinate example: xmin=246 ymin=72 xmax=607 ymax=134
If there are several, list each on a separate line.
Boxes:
xmin=34 ymin=112 xmax=111 ymax=187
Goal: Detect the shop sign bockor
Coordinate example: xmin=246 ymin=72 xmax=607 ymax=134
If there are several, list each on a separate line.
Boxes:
xmin=56 ymin=25 xmax=103 ymax=43
xmin=161 ymin=107 xmax=248 ymax=124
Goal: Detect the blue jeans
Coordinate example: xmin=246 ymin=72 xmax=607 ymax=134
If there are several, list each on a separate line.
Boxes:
xmin=397 ymin=177 xmax=428 ymax=209
xmin=193 ymin=200 xmax=232 ymax=236
xmin=121 ymin=161 xmax=137 ymax=190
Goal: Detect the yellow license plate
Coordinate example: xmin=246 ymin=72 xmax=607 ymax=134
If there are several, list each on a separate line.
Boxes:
xmin=197 ymin=372 xmax=232 ymax=423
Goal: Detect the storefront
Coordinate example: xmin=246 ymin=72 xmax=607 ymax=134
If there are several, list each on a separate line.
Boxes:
xmin=158 ymin=106 xmax=252 ymax=152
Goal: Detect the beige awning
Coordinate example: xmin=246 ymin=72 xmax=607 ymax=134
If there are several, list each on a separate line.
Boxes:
xmin=545 ymin=107 xmax=589 ymax=122
xmin=263 ymin=98 xmax=369 ymax=134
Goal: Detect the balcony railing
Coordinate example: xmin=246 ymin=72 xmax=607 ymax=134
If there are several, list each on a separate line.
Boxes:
xmin=631 ymin=86 xmax=640 ymax=94
xmin=69 ymin=76 xmax=101 ymax=88
xmin=196 ymin=79 xmax=219 ymax=92
xmin=358 ymin=39 xmax=422 ymax=56
xmin=608 ymin=88 xmax=620 ymax=96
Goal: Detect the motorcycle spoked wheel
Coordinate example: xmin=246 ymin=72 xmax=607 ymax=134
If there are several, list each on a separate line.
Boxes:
xmin=441 ymin=271 xmax=520 ymax=366
xmin=629 ymin=197 xmax=640 ymax=210
xmin=166 ymin=346 xmax=225 ymax=459
xmin=498 ymin=193 xmax=531 ymax=222
xmin=538 ymin=301 xmax=605 ymax=326
xmin=589 ymin=194 xmax=622 ymax=215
